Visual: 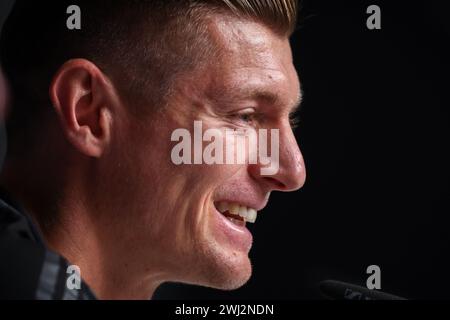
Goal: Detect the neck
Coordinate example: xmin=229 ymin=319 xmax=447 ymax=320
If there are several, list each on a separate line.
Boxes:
xmin=1 ymin=163 xmax=165 ymax=300
xmin=45 ymin=211 xmax=164 ymax=299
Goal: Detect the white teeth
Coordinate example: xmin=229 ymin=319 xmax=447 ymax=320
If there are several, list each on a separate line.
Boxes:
xmin=229 ymin=203 xmax=239 ymax=216
xmin=238 ymin=206 xmax=248 ymax=219
xmin=215 ymin=201 xmax=258 ymax=224
xmin=246 ymin=208 xmax=257 ymax=223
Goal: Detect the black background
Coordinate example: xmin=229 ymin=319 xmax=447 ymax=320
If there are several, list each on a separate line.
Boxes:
xmin=1 ymin=0 xmax=449 ymax=300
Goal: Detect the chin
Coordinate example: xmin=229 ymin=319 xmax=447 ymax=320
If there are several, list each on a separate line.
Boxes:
xmin=190 ymin=241 xmax=254 ymax=291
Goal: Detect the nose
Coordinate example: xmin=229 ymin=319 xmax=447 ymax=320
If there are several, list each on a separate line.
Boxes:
xmin=249 ymin=123 xmax=306 ymax=192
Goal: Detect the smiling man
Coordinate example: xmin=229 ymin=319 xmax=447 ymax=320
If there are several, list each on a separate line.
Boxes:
xmin=0 ymin=0 xmax=305 ymax=300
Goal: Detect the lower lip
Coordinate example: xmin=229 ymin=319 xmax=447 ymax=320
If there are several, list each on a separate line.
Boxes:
xmin=213 ymin=207 xmax=253 ymax=252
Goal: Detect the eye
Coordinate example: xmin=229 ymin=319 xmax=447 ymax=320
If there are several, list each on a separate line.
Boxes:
xmin=231 ymin=108 xmax=258 ymax=126
xmin=239 ymin=113 xmax=254 ymax=123
xmin=289 ymin=111 xmax=300 ymax=130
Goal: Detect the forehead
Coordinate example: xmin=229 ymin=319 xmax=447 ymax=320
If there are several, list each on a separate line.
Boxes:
xmin=202 ymin=15 xmax=301 ymax=112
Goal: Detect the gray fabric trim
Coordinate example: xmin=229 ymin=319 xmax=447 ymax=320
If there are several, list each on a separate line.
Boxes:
xmin=35 ymin=250 xmax=60 ymax=300
xmin=62 ymin=285 xmax=80 ymax=300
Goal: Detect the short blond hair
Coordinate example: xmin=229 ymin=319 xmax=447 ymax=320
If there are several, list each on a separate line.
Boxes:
xmin=219 ymin=0 xmax=298 ymax=35
xmin=1 ymin=0 xmax=299 ymax=151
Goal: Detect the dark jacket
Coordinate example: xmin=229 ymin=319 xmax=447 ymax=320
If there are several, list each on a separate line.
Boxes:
xmin=0 ymin=190 xmax=96 ymax=300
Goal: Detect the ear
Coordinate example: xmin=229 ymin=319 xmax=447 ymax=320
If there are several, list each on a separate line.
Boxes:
xmin=49 ymin=59 xmax=115 ymax=157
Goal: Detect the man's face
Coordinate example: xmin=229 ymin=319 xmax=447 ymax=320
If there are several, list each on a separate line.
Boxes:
xmin=106 ymin=16 xmax=306 ymax=291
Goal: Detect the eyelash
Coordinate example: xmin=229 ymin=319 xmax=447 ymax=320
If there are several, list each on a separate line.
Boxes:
xmin=230 ymin=109 xmax=300 ymax=129
xmin=238 ymin=113 xmax=256 ymax=123
xmin=230 ymin=109 xmax=258 ymax=126
xmin=289 ymin=112 xmax=301 ymax=130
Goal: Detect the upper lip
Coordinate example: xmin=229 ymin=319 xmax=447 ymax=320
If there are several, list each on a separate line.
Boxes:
xmin=214 ymin=198 xmax=269 ymax=212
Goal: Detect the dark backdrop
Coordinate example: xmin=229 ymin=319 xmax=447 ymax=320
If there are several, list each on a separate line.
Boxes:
xmin=1 ymin=0 xmax=449 ymax=299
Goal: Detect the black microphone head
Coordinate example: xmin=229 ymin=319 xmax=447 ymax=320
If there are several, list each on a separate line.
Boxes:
xmin=319 ymin=280 xmax=407 ymax=300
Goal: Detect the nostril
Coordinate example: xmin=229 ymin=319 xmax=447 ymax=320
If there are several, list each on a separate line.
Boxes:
xmin=263 ymin=177 xmax=286 ymax=190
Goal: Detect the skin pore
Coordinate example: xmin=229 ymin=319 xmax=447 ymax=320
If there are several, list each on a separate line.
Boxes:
xmin=1 ymin=14 xmax=306 ymax=299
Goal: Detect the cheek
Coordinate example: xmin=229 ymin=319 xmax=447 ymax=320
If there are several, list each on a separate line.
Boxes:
xmin=162 ymin=163 xmax=245 ymax=246
xmin=121 ymin=115 xmax=248 ymax=235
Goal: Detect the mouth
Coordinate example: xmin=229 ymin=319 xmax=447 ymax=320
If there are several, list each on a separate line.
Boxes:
xmin=214 ymin=201 xmax=258 ymax=227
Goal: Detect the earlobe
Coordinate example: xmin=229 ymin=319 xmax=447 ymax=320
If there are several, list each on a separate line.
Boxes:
xmin=49 ymin=59 xmax=113 ymax=158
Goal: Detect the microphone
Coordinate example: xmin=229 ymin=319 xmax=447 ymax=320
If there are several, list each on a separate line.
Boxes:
xmin=319 ymin=280 xmax=407 ymax=300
